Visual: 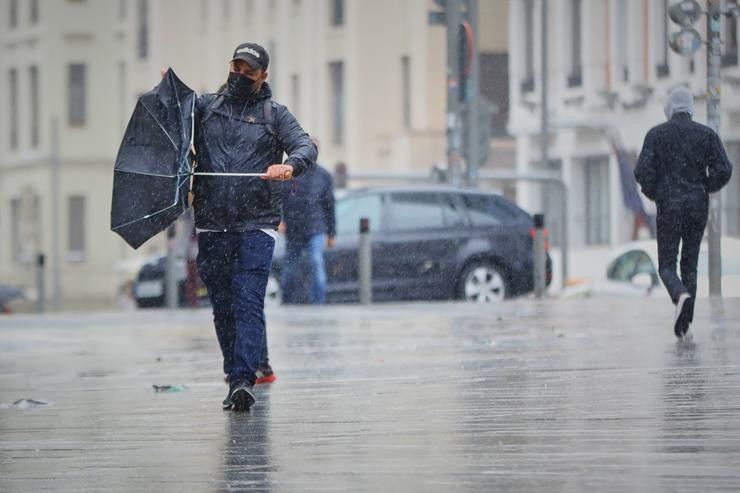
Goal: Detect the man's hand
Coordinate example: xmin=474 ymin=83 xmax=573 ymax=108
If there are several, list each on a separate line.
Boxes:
xmin=278 ymin=221 xmax=287 ymax=234
xmin=326 ymin=236 xmax=336 ymax=249
xmin=261 ymin=164 xmax=294 ymax=181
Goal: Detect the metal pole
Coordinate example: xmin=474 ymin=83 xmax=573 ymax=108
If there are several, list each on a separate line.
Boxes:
xmin=706 ymin=0 xmax=723 ymax=298
xmin=540 ymin=0 xmax=565 ymax=286
xmin=50 ymin=118 xmax=61 ymax=311
xmin=446 ymin=0 xmax=463 ymax=187
xmin=533 ymin=214 xmax=547 ymax=298
xmin=165 ymin=225 xmax=178 ymax=309
xmin=358 ymin=218 xmax=372 ymax=305
xmin=36 ymin=254 xmax=45 ymax=314
xmin=465 ymin=0 xmax=481 ymax=187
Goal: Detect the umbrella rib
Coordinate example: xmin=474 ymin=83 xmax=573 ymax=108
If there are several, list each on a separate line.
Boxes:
xmin=115 ymin=168 xmax=181 ymax=178
xmin=140 ymin=100 xmax=179 ymax=152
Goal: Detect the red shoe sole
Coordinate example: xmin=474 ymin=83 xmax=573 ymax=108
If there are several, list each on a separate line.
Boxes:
xmin=255 ymin=374 xmax=276 ymax=385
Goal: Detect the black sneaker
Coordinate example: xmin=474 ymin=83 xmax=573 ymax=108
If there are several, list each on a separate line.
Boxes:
xmin=229 ymin=380 xmax=255 ymax=412
xmin=222 ymin=391 xmax=233 ymax=410
xmin=674 ymin=293 xmax=691 ymax=338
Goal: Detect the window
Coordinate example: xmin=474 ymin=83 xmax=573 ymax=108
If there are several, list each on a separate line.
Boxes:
xmin=585 ymin=158 xmax=610 ymax=245
xmin=521 ymin=0 xmax=534 ymax=92
xmin=9 ymin=69 xmax=18 ymax=150
xmin=567 ymin=0 xmax=582 ymax=87
xmin=656 ymin=0 xmax=670 ymax=77
xmin=119 ymin=61 xmax=127 ymax=132
xmin=462 ymin=194 xmax=527 ymax=227
xmin=30 ymin=66 xmax=39 ymax=148
xmin=724 ymin=6 xmax=738 ymax=67
xmin=329 ymin=61 xmax=344 ymax=145
xmin=336 ymin=194 xmax=382 ymax=235
xmin=291 ymin=74 xmax=300 ymax=119
xmin=330 ymin=0 xmax=344 ymax=26
xmin=30 ymin=0 xmax=39 ymax=23
xmin=387 ymin=193 xmax=448 ymax=231
xmin=401 ymin=56 xmax=411 ymax=129
xmin=11 ymin=198 xmax=22 ymax=263
xmin=269 ymin=41 xmax=276 ymax=92
xmin=137 ymin=0 xmax=148 ymax=59
xmin=68 ymin=64 xmax=87 ymax=126
xmin=615 ymin=0 xmax=629 ymax=82
xmin=9 ymin=0 xmax=18 ymax=27
xmin=607 ymin=250 xmax=655 ymax=282
xmin=67 ymin=196 xmax=86 ymax=262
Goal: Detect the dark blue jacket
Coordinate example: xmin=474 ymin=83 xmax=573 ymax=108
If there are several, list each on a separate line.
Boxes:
xmin=192 ymin=83 xmax=317 ymax=232
xmin=281 ymin=164 xmax=336 ymax=245
xmin=635 ymin=113 xmax=733 ymax=205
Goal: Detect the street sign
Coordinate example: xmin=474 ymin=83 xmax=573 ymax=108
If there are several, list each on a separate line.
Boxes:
xmin=669 ymin=28 xmax=703 ymax=56
xmin=668 ymin=0 xmax=703 ymax=27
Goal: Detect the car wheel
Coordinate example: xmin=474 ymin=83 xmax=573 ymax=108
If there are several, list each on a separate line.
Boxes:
xmin=265 ymin=273 xmax=282 ymax=306
xmin=458 ymin=261 xmax=507 ymax=303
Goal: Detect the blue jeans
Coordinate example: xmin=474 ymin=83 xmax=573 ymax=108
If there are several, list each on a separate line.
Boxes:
xmin=196 ymin=231 xmax=274 ymax=385
xmin=281 ymin=234 xmax=328 ymax=304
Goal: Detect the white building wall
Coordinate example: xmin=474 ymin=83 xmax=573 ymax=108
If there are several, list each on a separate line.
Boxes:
xmin=509 ymin=0 xmax=740 ymax=253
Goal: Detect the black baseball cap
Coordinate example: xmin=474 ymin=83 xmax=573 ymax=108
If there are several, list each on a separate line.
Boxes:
xmin=232 ymin=43 xmax=269 ymax=71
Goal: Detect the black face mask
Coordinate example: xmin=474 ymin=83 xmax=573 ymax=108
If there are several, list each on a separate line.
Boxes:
xmin=227 ymin=72 xmax=258 ymax=101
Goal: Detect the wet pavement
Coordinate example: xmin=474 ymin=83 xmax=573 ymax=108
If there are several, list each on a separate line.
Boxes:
xmin=1 ymin=298 xmax=740 ymax=492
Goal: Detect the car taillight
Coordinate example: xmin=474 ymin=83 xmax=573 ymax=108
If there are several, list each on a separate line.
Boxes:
xmin=529 ymin=227 xmax=550 ymax=252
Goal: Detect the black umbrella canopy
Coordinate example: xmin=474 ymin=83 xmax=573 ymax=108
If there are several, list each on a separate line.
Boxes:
xmin=111 ymin=68 xmax=196 ymax=249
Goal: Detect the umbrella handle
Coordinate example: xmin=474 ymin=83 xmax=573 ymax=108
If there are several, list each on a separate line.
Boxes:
xmin=191 ymin=172 xmax=267 ymax=177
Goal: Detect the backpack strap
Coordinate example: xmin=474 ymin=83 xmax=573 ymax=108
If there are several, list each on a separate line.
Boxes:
xmin=263 ymin=99 xmax=276 ymax=136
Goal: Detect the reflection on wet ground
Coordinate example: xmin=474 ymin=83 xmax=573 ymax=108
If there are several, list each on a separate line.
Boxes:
xmin=1 ymin=298 xmax=739 ymax=491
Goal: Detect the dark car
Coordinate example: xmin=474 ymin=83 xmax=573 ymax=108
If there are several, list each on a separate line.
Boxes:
xmin=133 ymin=186 xmax=551 ymax=307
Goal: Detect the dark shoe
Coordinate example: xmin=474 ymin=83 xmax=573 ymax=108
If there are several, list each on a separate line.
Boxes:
xmin=229 ymin=381 xmax=255 ymax=412
xmin=222 ymin=390 xmax=233 ymax=410
xmin=674 ymin=293 xmax=691 ymax=338
xmin=255 ymin=365 xmax=276 ymax=385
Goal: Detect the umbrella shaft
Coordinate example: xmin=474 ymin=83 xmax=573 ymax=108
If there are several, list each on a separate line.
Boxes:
xmin=192 ymin=172 xmax=266 ymax=177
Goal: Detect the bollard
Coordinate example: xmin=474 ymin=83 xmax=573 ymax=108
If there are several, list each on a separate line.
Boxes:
xmin=165 ymin=225 xmax=178 ymax=310
xmin=36 ymin=253 xmax=46 ymax=314
xmin=358 ymin=217 xmax=372 ymax=305
xmin=533 ymin=214 xmax=547 ymax=299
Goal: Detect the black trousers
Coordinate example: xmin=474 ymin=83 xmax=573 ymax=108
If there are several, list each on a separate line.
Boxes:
xmin=656 ymin=192 xmax=708 ymax=323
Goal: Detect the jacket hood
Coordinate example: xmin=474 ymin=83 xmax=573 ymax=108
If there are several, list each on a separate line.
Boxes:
xmin=664 ymin=86 xmax=694 ymax=120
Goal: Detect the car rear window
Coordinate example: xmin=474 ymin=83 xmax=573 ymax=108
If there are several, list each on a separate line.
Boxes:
xmin=387 ymin=193 xmax=463 ymax=231
xmin=336 ymin=193 xmax=383 ymax=235
xmin=461 ymin=194 xmax=528 ymax=226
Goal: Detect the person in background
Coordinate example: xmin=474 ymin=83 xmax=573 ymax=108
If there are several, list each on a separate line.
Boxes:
xmin=280 ymin=137 xmax=336 ymax=305
xmin=634 ymin=86 xmax=732 ymax=340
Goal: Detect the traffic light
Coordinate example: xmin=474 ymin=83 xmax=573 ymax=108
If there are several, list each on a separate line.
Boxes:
xmin=668 ymin=0 xmax=703 ymax=56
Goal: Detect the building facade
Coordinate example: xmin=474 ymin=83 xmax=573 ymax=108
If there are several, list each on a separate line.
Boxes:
xmin=509 ymin=0 xmax=740 ymax=250
xmin=0 ymin=0 xmax=509 ymax=309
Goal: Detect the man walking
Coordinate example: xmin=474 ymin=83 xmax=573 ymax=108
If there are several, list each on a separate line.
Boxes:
xmin=193 ymin=43 xmax=316 ymax=411
xmin=635 ymin=86 xmax=732 ymax=339
xmin=280 ymin=138 xmax=336 ymax=304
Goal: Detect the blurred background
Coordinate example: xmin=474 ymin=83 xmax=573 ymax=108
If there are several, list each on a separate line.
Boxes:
xmin=0 ymin=0 xmax=739 ymax=312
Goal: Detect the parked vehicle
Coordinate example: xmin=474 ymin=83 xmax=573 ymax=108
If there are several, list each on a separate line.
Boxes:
xmin=0 ymin=285 xmax=24 ymax=314
xmin=560 ymin=238 xmax=740 ymax=299
xmin=133 ymin=186 xmax=551 ymax=307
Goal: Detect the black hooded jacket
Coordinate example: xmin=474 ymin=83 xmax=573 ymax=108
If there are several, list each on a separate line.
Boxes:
xmin=192 ymin=83 xmax=317 ymax=232
xmin=634 ymin=113 xmax=733 ymax=206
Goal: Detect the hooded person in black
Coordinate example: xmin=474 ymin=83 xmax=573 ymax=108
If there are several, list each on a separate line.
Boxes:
xmin=192 ymin=43 xmax=317 ymax=411
xmin=635 ymin=86 xmax=732 ymax=339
